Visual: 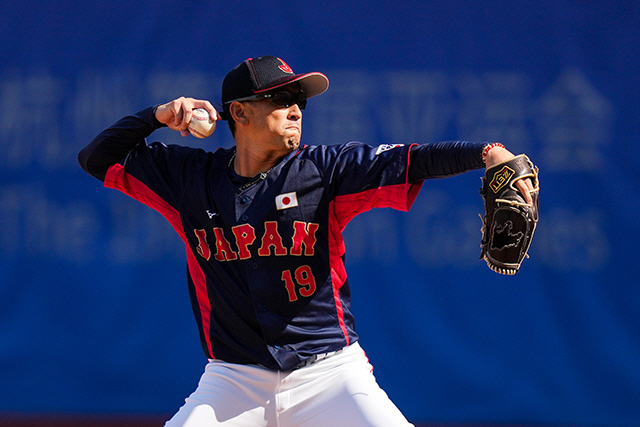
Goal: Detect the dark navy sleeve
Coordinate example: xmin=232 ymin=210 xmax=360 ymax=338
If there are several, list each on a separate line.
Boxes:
xmin=78 ymin=106 xmax=165 ymax=181
xmin=408 ymin=140 xmax=487 ymax=182
xmin=327 ymin=142 xmax=414 ymax=198
xmin=309 ymin=141 xmax=486 ymax=197
xmin=304 ymin=140 xmax=487 ymax=231
xmin=79 ymin=106 xmax=210 ymax=210
xmin=301 ymin=142 xmax=420 ymax=231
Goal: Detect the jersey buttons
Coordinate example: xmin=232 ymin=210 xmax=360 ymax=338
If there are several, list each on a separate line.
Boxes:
xmin=240 ymin=195 xmax=251 ymax=204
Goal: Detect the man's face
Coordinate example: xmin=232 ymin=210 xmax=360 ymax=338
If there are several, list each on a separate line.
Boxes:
xmin=244 ymin=83 xmax=305 ymax=152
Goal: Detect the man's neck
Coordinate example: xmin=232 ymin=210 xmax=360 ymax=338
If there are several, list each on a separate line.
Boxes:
xmin=233 ymin=142 xmax=289 ymax=178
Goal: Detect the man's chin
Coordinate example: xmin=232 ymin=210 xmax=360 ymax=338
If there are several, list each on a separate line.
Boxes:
xmin=285 ymin=135 xmax=301 ymax=150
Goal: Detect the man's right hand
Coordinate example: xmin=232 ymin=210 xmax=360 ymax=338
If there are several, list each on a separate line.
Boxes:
xmin=155 ymin=97 xmax=220 ymax=137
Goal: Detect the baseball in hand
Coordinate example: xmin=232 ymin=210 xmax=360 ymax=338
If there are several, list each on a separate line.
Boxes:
xmin=188 ymin=108 xmax=216 ymax=138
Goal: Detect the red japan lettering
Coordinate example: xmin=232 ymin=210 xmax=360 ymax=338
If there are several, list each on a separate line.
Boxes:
xmin=231 ymin=224 xmax=256 ymax=260
xmin=213 ymin=227 xmax=238 ymax=261
xmin=194 ymin=221 xmax=320 ymax=262
xmin=258 ymin=221 xmax=287 ymax=256
xmin=290 ymin=221 xmax=319 ymax=256
xmin=194 ymin=229 xmax=211 ymax=260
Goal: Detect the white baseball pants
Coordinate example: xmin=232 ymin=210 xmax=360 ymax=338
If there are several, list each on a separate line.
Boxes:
xmin=164 ymin=342 xmax=414 ymax=427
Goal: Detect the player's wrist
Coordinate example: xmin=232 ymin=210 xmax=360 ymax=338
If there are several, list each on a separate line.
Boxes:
xmin=151 ymin=104 xmax=169 ymax=128
xmin=482 ymin=142 xmax=505 ymax=164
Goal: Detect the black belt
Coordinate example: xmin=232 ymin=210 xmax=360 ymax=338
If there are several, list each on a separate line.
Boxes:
xmin=293 ymin=348 xmax=344 ymax=370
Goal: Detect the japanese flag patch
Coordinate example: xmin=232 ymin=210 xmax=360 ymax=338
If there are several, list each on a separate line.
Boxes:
xmin=275 ymin=192 xmax=298 ymax=210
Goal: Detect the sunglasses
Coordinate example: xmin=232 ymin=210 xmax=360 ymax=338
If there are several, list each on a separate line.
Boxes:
xmin=226 ymin=90 xmax=307 ymax=110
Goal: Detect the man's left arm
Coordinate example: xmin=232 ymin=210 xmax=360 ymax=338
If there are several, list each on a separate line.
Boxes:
xmin=407 ymin=141 xmax=485 ymax=181
xmin=408 ymin=141 xmax=534 ymax=205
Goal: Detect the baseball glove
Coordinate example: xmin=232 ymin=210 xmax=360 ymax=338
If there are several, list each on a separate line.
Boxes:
xmin=479 ymin=154 xmax=539 ymax=275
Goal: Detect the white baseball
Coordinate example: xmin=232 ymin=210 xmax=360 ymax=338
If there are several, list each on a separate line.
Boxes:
xmin=188 ymin=108 xmax=216 ymax=138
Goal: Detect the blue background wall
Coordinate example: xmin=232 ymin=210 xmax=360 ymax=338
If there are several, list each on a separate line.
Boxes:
xmin=1 ymin=1 xmax=639 ymax=426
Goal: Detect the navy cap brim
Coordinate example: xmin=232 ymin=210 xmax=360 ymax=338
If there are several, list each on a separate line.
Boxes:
xmin=254 ymin=72 xmax=329 ymax=98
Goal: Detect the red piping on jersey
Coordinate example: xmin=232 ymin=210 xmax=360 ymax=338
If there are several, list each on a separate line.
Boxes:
xmin=327 ymin=211 xmax=349 ymax=344
xmin=104 ymin=163 xmax=215 ymax=358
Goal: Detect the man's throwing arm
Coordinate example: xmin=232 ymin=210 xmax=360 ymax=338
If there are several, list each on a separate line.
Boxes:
xmin=78 ymin=106 xmax=165 ymax=181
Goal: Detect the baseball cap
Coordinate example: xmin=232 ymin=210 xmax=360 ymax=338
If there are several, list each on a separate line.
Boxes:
xmin=221 ymin=56 xmax=329 ymax=118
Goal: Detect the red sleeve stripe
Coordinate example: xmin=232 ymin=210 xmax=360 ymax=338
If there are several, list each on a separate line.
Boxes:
xmin=104 ymin=164 xmax=214 ymax=358
xmin=331 ymin=181 xmax=422 ymax=232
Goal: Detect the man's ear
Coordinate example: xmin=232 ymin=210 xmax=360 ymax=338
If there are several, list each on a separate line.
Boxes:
xmin=230 ymin=102 xmax=249 ymax=125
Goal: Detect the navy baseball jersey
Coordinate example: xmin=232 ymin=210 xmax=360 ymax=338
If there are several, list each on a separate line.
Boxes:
xmin=79 ymin=106 xmax=485 ymax=370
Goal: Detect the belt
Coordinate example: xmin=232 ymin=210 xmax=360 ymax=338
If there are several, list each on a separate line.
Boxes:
xmin=294 ymin=348 xmax=344 ymax=370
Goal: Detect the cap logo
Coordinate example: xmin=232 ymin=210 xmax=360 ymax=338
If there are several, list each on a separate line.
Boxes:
xmin=277 ymin=58 xmax=294 ymax=74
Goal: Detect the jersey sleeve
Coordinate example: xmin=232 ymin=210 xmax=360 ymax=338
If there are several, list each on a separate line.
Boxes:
xmin=78 ymin=106 xmax=165 ymax=181
xmin=305 ymin=142 xmax=420 ymax=231
xmin=408 ymin=140 xmax=486 ymax=181
xmin=104 ymin=141 xmax=207 ymax=211
xmin=307 ymin=140 xmax=486 ymax=231
xmin=79 ymin=105 xmax=207 ymax=212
